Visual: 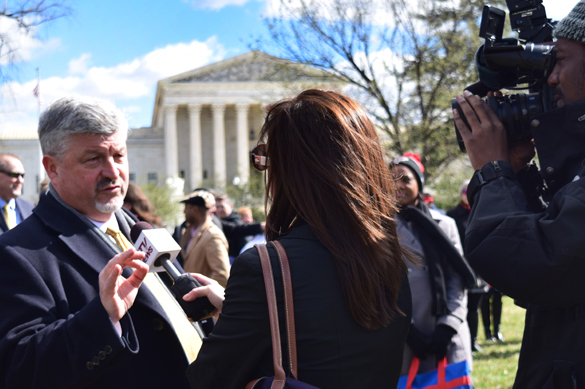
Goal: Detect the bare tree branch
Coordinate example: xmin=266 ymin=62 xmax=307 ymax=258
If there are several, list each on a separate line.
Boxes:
xmin=258 ymin=0 xmax=506 ymax=183
xmin=0 ymin=0 xmax=71 ymax=85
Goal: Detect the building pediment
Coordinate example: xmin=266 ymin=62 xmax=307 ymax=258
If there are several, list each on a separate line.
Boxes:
xmin=162 ymin=51 xmax=332 ymax=84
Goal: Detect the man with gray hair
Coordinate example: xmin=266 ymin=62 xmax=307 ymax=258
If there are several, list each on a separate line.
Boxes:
xmin=0 ymin=97 xmax=193 ymax=388
xmin=0 ymin=153 xmax=33 ymax=233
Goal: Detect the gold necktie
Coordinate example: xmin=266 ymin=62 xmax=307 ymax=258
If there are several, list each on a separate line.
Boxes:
xmin=105 ymin=227 xmax=202 ymax=362
xmin=3 ymin=203 xmax=15 ymax=230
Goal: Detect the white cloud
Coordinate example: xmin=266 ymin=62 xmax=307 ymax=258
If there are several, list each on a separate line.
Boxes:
xmin=0 ymin=36 xmax=228 ymax=131
xmin=183 ymin=0 xmax=252 ymax=11
xmin=68 ymin=53 xmax=92 ymax=75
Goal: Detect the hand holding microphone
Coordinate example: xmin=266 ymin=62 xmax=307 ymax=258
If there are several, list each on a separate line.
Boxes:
xmin=130 ymin=222 xmax=216 ymax=321
xmin=183 ymin=274 xmax=225 ymax=319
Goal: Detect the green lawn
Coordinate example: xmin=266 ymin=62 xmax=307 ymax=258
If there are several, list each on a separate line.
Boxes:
xmin=471 ymin=296 xmax=525 ymax=389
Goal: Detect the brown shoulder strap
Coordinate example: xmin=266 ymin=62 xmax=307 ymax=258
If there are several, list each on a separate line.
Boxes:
xmin=270 ymin=240 xmax=298 ymax=379
xmin=256 ymin=244 xmax=286 ymax=389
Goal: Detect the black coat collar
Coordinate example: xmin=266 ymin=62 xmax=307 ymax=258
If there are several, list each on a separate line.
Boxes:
xmin=532 ymin=98 xmax=585 ymax=195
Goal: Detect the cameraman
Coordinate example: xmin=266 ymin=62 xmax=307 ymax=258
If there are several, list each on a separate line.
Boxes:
xmin=453 ymin=1 xmax=585 ymax=387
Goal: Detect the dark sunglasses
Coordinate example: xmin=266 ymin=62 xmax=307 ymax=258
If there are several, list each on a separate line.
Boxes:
xmin=0 ymin=170 xmax=24 ymax=179
xmin=250 ymin=144 xmax=269 ymax=171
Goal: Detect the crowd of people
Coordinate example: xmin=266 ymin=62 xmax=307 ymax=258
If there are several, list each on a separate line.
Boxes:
xmin=2 ymin=1 xmax=585 ymax=387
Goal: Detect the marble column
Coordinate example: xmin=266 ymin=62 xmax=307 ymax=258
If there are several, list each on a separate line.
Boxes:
xmin=188 ymin=104 xmax=202 ymax=190
xmin=163 ymin=105 xmax=179 ymax=178
xmin=235 ymin=103 xmax=250 ymax=184
xmin=211 ymin=103 xmax=226 ymax=186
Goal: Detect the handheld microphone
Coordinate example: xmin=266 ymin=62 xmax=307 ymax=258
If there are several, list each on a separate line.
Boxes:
xmin=130 ymin=222 xmax=216 ymax=321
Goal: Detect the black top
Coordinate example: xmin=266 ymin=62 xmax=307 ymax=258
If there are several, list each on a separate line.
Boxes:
xmin=187 ymin=223 xmax=412 ymax=388
xmin=466 ymin=99 xmax=585 ymax=387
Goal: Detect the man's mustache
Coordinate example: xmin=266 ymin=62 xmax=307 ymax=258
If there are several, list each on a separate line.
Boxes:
xmin=95 ymin=178 xmax=125 ymax=193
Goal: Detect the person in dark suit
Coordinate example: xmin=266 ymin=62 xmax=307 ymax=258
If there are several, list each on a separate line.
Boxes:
xmin=0 ymin=153 xmax=34 ymax=233
xmin=185 ymin=89 xmax=412 ymax=388
xmin=0 ymin=97 xmax=193 ymax=388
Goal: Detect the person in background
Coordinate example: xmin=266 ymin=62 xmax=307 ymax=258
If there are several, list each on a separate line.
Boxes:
xmin=172 ymin=189 xmax=264 ymax=266
xmin=391 ymin=154 xmax=475 ymax=377
xmin=185 ymin=89 xmax=412 ymax=388
xmin=38 ymin=177 xmax=51 ymax=197
xmin=215 ymin=194 xmax=258 ymax=262
xmin=123 ymin=182 xmax=163 ymax=227
xmin=236 ymin=206 xmax=254 ymax=224
xmin=178 ymin=189 xmax=230 ymax=287
xmin=481 ymin=286 xmax=505 ymax=342
xmin=214 ymin=194 xmax=236 ymax=221
xmin=0 ymin=153 xmax=33 ymax=233
xmin=422 ymin=193 xmax=445 ymax=215
xmin=447 ymin=180 xmax=489 ymax=353
xmin=237 ymin=206 xmax=266 ymax=254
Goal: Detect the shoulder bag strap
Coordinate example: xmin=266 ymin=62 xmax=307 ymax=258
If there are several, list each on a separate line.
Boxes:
xmin=256 ymin=244 xmax=287 ymax=389
xmin=270 ymin=240 xmax=298 ymax=380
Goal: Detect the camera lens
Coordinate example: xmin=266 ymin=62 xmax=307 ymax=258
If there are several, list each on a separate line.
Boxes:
xmin=485 ymin=93 xmax=543 ymax=147
xmin=452 ymin=92 xmax=544 ymax=152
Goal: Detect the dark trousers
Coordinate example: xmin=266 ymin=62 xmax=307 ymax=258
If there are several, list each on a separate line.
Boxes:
xmin=481 ymin=288 xmax=503 ymax=339
xmin=467 ymin=292 xmax=484 ymax=346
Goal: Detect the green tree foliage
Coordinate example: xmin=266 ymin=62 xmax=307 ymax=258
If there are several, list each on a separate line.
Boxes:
xmin=260 ymin=0 xmax=505 ymax=184
xmin=224 ymin=169 xmax=266 ymax=222
xmin=141 ymin=182 xmax=183 ymax=228
xmin=432 ymin=159 xmax=474 ymax=211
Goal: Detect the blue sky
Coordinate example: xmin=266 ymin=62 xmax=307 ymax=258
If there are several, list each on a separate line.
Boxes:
xmin=0 ymin=0 xmax=578 ymax=132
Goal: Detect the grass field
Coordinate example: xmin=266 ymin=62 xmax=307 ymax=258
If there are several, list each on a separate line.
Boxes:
xmin=471 ymin=296 xmax=526 ymax=389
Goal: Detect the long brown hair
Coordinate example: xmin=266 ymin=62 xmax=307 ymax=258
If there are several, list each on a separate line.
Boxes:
xmin=124 ymin=183 xmax=163 ymax=227
xmin=259 ymin=89 xmax=407 ymax=330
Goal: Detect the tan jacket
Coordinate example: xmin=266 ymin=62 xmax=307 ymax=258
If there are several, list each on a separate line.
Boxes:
xmin=180 ymin=217 xmax=230 ymax=287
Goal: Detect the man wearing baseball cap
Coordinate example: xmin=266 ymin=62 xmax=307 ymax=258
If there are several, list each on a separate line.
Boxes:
xmin=178 ymin=189 xmax=230 ymax=287
xmin=453 ymin=1 xmax=585 ymax=386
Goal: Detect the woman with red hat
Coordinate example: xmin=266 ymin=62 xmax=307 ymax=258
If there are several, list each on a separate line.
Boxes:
xmin=391 ymin=154 xmax=476 ymax=376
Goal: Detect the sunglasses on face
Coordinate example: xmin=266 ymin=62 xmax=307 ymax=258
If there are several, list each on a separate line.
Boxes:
xmin=250 ymin=144 xmax=269 ymax=171
xmin=0 ymin=170 xmax=25 ymax=179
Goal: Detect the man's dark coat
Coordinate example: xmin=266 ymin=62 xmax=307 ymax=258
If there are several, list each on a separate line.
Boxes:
xmin=0 ymin=191 xmax=190 ymax=388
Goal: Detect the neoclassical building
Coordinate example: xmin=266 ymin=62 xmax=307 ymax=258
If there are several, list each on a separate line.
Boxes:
xmin=129 ymin=50 xmax=341 ymax=194
xmin=0 ymin=51 xmax=341 ymax=204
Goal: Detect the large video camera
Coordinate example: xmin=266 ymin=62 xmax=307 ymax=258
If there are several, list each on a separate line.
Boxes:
xmin=452 ymin=0 xmax=557 ymax=152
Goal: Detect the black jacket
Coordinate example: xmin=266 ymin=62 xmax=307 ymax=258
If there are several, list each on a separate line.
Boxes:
xmin=0 ymin=191 xmax=190 ymax=388
xmin=187 ymin=223 xmax=412 ymax=388
xmin=220 ymin=212 xmax=261 ymax=257
xmin=466 ymin=99 xmax=585 ymax=388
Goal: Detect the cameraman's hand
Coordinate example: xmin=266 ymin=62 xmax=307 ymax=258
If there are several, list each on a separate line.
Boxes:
xmin=453 ymin=90 xmax=510 ymax=171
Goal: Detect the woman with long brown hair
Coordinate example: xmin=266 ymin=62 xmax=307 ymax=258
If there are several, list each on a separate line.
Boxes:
xmin=186 ymin=89 xmax=412 ymax=388
xmin=123 ymin=182 xmax=163 ymax=227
